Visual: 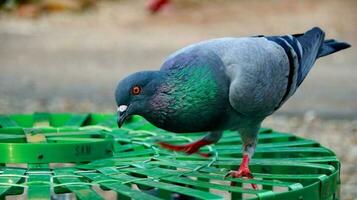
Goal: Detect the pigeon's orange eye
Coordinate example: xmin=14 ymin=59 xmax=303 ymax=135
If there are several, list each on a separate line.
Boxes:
xmin=131 ymin=86 xmax=141 ymax=95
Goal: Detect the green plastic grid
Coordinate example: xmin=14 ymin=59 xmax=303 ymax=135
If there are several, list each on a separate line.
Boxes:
xmin=0 ymin=113 xmax=340 ymax=200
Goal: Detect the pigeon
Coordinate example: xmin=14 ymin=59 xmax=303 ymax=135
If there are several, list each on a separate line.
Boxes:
xmin=115 ymin=27 xmax=350 ymax=189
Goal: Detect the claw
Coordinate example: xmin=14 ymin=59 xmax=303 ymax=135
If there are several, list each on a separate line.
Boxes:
xmin=226 ymin=155 xmax=257 ymax=189
xmin=226 ymin=169 xmax=257 ymax=189
xmin=157 ymin=140 xmax=212 ymax=157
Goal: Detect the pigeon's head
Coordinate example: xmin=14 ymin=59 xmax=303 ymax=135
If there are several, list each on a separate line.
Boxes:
xmin=115 ymin=71 xmax=162 ymax=127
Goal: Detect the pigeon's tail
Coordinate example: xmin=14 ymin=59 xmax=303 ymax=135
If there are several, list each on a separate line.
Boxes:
xmin=293 ymin=27 xmax=350 ymax=86
xmin=317 ymin=39 xmax=351 ymax=58
xmin=265 ymin=27 xmax=350 ymax=87
xmin=293 ymin=27 xmax=326 ymax=86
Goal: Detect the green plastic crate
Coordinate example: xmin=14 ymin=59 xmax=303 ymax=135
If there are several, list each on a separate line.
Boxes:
xmin=0 ymin=113 xmax=340 ymax=199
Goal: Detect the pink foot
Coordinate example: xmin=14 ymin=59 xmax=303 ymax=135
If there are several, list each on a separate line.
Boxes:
xmin=226 ymin=155 xmax=257 ymax=189
xmin=157 ymin=140 xmax=212 ymax=157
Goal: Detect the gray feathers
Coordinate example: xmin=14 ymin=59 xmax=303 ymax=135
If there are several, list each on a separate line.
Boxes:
xmin=223 ymin=38 xmax=289 ymax=117
xmin=116 ymin=27 xmax=350 ymax=135
xmin=165 ymin=37 xmax=290 ymax=117
xmin=293 ymin=27 xmax=325 ymax=86
xmin=317 ymin=39 xmax=351 ymax=58
xmin=162 ymin=27 xmax=350 ymax=122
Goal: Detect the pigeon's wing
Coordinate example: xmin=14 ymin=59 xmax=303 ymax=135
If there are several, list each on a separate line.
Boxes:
xmin=224 ymin=37 xmax=290 ymax=117
xmin=265 ymin=27 xmax=325 ymax=87
xmin=227 ymin=27 xmax=329 ymax=116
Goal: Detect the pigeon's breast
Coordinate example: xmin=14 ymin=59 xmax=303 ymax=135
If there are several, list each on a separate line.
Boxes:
xmin=147 ymin=64 xmax=230 ymax=133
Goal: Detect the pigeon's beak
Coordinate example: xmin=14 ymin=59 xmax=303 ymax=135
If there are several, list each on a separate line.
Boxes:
xmin=117 ymin=105 xmax=129 ymax=128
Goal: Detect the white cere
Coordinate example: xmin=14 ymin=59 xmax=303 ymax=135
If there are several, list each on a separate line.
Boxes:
xmin=117 ymin=105 xmax=128 ymax=113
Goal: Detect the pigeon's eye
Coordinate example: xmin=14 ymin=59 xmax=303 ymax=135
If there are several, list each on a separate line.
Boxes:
xmin=131 ymin=85 xmax=141 ymax=95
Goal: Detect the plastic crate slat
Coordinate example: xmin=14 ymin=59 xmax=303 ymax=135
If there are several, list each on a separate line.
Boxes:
xmin=124 ymin=166 xmax=302 ymax=189
xmin=0 ymin=134 xmax=25 ymax=140
xmin=254 ymin=147 xmax=331 ymax=153
xmin=55 ymin=169 xmax=104 ymax=200
xmin=64 ymin=114 xmax=90 ymax=127
xmin=33 ymin=112 xmax=51 ymax=127
xmin=81 ymin=172 xmax=162 ymax=200
xmin=114 ymin=149 xmax=156 ymax=158
xmin=0 ymin=168 xmax=26 ymax=196
xmin=218 ymin=132 xmax=293 ymax=144
xmin=215 ymin=140 xmax=318 ymax=149
xmin=27 ymin=174 xmax=51 ymax=200
xmin=121 ymin=167 xmax=280 ymax=195
xmin=95 ymin=168 xmax=223 ymax=200
xmin=0 ymin=115 xmax=19 ymax=128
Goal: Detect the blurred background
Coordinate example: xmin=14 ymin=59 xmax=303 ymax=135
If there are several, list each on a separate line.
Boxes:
xmin=0 ymin=0 xmax=356 ymax=199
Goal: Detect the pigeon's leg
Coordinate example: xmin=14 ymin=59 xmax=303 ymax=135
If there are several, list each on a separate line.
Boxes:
xmin=227 ymin=125 xmax=260 ymax=189
xmin=158 ymin=131 xmax=223 ymax=157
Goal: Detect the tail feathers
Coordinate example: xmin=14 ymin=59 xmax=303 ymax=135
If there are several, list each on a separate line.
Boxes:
xmin=294 ymin=27 xmax=350 ymax=86
xmin=294 ymin=27 xmax=326 ymax=86
xmin=317 ymin=39 xmax=351 ymax=58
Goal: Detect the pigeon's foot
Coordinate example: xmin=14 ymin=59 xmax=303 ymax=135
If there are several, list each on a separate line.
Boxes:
xmin=226 ymin=155 xmax=257 ymax=189
xmin=157 ymin=139 xmax=212 ymax=157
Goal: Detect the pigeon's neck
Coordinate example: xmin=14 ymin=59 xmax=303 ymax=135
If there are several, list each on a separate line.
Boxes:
xmin=145 ymin=65 xmax=230 ymax=132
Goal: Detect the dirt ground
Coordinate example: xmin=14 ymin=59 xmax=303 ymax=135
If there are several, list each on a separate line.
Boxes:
xmin=0 ymin=0 xmax=356 ymax=199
